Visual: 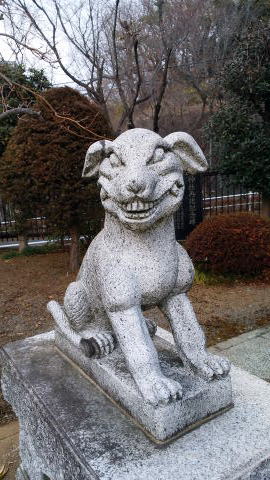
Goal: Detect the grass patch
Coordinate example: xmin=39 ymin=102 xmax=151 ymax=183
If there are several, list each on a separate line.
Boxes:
xmin=1 ymin=243 xmax=62 ymax=260
xmin=194 ymin=268 xmax=225 ymax=285
xmin=194 ymin=266 xmax=256 ymax=285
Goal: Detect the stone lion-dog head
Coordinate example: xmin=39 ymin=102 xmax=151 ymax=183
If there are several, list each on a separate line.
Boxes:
xmin=82 ymin=128 xmax=207 ymax=230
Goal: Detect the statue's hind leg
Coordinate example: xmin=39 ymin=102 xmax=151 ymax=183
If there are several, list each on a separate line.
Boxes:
xmin=48 ymin=281 xmax=157 ymax=357
xmin=48 ymin=281 xmax=116 ymax=358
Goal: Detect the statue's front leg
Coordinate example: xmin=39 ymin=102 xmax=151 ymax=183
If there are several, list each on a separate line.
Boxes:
xmin=160 ymin=293 xmax=230 ymax=380
xmin=108 ymin=305 xmax=183 ymax=406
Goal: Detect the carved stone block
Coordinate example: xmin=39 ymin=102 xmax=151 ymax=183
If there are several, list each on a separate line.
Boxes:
xmin=2 ymin=332 xmax=270 ymax=480
xmin=55 ymin=328 xmax=233 ymax=442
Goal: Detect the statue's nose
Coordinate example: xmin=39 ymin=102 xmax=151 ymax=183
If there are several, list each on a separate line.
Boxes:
xmin=126 ymin=177 xmax=146 ymax=194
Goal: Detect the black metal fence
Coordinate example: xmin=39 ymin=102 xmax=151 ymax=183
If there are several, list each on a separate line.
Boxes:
xmin=0 ymin=172 xmax=263 ymax=245
xmin=173 ymin=172 xmax=262 ymax=240
xmin=202 ymin=171 xmax=262 ymax=217
xmin=0 ymin=199 xmax=48 ymax=243
xmin=174 ymin=174 xmax=203 ymax=240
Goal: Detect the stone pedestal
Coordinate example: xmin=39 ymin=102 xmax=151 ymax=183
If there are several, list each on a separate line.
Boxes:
xmin=55 ymin=328 xmax=232 ymax=442
xmin=2 ymin=331 xmax=270 ymax=480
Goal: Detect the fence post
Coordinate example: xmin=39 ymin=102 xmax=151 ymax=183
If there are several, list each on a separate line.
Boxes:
xmin=248 ymin=191 xmax=252 ymax=212
xmin=174 ymin=174 xmax=203 ymax=241
xmin=262 ymin=195 xmax=270 ymax=218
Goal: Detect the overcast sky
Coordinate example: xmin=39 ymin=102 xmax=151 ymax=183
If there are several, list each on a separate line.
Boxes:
xmin=0 ymin=16 xmax=74 ymax=87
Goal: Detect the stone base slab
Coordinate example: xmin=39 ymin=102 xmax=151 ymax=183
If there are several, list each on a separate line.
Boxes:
xmin=1 ymin=331 xmax=270 ymax=479
xmin=55 ymin=328 xmax=233 ymax=442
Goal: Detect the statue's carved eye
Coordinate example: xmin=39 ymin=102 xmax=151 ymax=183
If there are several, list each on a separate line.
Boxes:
xmin=109 ymin=153 xmax=121 ymax=167
xmin=151 ymin=147 xmax=166 ymax=164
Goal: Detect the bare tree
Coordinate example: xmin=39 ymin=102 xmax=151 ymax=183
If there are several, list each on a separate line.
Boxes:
xmin=0 ymin=0 xmax=263 ymax=136
xmin=105 ymin=0 xmax=190 ymax=132
xmin=110 ymin=0 xmax=144 ymax=131
xmin=0 ymin=69 xmax=112 ymax=143
xmin=172 ymin=0 xmax=262 ymax=121
xmin=0 ymin=0 xmax=190 ymax=133
xmin=0 ymin=0 xmax=114 ymax=126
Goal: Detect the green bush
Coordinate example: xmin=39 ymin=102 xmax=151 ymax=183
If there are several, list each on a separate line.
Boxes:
xmin=186 ymin=213 xmax=270 ymax=275
xmin=1 ymin=242 xmax=61 ymax=259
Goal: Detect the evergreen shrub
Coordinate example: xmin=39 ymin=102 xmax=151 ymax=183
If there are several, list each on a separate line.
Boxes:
xmin=185 ymin=212 xmax=270 ymax=275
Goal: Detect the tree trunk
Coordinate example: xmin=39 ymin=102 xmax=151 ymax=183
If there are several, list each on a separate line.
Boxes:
xmin=60 ymin=235 xmax=65 ymax=250
xmin=153 ymin=103 xmax=161 ymax=133
xmin=262 ymin=195 xmax=270 ymax=218
xmin=69 ymin=227 xmax=80 ymax=273
xmin=153 ymin=48 xmax=172 ymax=133
xmin=18 ymin=234 xmax=28 ymax=253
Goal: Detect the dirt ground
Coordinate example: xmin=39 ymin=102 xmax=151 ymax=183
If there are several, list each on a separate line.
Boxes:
xmin=1 ymin=250 xmax=270 ymax=426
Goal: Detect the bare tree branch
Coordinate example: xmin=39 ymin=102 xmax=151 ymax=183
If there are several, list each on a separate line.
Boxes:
xmin=0 ymin=108 xmax=40 ymax=120
xmin=1 ymin=0 xmax=260 ymax=136
xmin=127 ymin=39 xmax=142 ymax=128
xmin=0 ymin=70 xmax=112 ymax=141
xmin=0 ymin=32 xmax=54 ymax=62
xmin=153 ymin=47 xmax=172 ymax=133
xmin=112 ymin=0 xmax=129 ymax=121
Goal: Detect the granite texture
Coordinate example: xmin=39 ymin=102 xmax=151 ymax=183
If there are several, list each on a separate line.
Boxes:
xmin=1 ymin=332 xmax=270 ymax=480
xmin=55 ymin=329 xmax=232 ymax=442
xmin=16 ymin=466 xmax=29 ymax=480
xmin=48 ymin=128 xmax=230 ymax=409
xmin=213 ymin=326 xmax=270 ymax=382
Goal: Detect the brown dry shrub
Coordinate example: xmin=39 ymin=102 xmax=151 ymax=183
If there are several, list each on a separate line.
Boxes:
xmin=185 ymin=213 xmax=270 ymax=275
xmin=38 ymin=86 xmax=111 ymax=138
xmin=0 ymin=87 xmax=112 ymax=235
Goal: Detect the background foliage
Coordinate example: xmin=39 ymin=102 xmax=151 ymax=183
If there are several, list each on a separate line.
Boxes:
xmin=1 ymin=0 xmax=268 ymax=138
xmin=0 ymin=86 xmax=111 ymax=267
xmin=206 ymin=23 xmax=270 ymax=196
xmin=186 ymin=213 xmax=270 ymax=275
xmin=0 ymin=62 xmax=51 ymax=157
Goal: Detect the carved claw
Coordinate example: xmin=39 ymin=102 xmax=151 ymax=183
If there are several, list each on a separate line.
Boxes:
xmin=47 ymin=300 xmax=117 ymax=358
xmin=135 ymin=372 xmax=183 ymax=407
xmin=81 ymin=333 xmax=116 ymax=358
xmin=185 ymin=353 xmax=231 ymax=381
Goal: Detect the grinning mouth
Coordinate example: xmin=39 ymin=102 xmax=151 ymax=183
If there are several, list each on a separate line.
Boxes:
xmin=121 ymin=199 xmax=157 ymax=218
xmin=120 ymin=182 xmax=181 ymax=219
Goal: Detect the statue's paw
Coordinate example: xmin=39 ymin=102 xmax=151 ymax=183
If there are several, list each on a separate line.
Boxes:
xmin=187 ymin=353 xmax=230 ymax=380
xmin=80 ymin=333 xmax=116 ymax=358
xmin=135 ymin=373 xmax=182 ymax=407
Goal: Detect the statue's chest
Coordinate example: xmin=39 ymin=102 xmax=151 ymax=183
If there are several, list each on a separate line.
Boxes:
xmin=126 ymin=245 xmax=178 ymax=305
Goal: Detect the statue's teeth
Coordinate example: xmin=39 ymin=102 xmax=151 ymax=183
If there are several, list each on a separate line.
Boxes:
xmin=123 ymin=188 xmax=178 ymax=214
xmin=123 ymin=200 xmax=157 ymax=214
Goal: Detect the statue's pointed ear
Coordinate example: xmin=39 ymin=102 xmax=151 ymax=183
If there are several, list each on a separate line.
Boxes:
xmin=164 ymin=132 xmax=208 ymax=174
xmin=82 ymin=140 xmax=113 ymax=178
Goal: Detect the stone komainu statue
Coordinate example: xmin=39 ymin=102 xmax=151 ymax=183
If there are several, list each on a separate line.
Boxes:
xmin=48 ymin=128 xmax=230 ymax=407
